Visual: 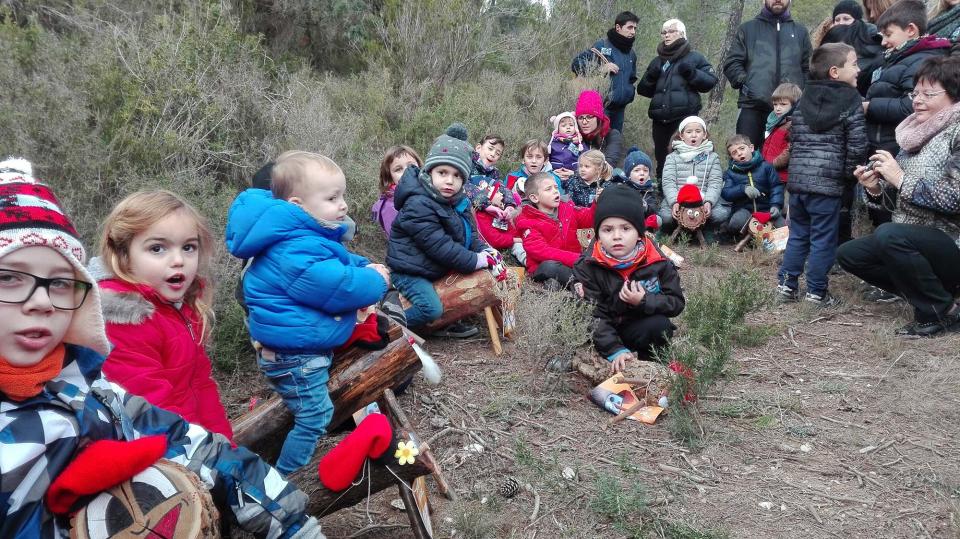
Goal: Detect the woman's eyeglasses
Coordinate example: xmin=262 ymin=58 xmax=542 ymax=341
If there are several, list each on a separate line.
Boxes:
xmin=0 ymin=269 xmax=92 ymax=310
xmin=660 ymin=29 xmax=679 ymax=36
xmin=576 ymin=115 xmax=596 ymax=122
xmin=908 ymin=89 xmax=947 ymax=101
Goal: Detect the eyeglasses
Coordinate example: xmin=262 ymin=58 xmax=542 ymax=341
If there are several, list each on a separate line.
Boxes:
xmin=660 ymin=29 xmax=679 ymax=36
xmin=576 ymin=115 xmax=596 ymax=122
xmin=908 ymin=89 xmax=948 ymax=101
xmin=0 ymin=269 xmax=92 ymax=310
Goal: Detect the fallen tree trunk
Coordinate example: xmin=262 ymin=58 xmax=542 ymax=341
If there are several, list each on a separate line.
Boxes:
xmin=400 ymin=270 xmax=500 ymax=330
xmin=232 ymin=335 xmax=419 ymax=457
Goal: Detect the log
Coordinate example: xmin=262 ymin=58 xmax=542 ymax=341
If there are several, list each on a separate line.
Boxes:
xmin=231 ymin=335 xmax=420 ymax=457
xmin=400 ymin=270 xmax=500 ymax=330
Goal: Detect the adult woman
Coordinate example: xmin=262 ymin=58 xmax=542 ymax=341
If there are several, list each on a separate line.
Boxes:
xmin=573 ymin=90 xmax=625 ymax=170
xmin=636 ymin=19 xmax=718 ymax=179
xmin=837 ymin=56 xmax=960 ymax=337
xmin=928 ymin=0 xmax=960 ymax=41
xmin=862 ymin=0 xmax=896 ymax=23
xmin=820 ymin=0 xmax=884 ymax=95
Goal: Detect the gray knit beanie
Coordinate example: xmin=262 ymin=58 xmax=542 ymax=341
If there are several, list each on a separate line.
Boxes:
xmin=423 ymin=123 xmax=473 ymax=181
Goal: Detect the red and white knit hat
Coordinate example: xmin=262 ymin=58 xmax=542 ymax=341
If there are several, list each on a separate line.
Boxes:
xmin=676 ymin=176 xmax=704 ymax=208
xmin=0 ymin=158 xmax=110 ymax=356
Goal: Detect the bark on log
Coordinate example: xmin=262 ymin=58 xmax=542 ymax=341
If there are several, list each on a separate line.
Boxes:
xmin=231 ymin=336 xmax=419 ymax=457
xmin=400 ymin=270 xmax=500 ymax=330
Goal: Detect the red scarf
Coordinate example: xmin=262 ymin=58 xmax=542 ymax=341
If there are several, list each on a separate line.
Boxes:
xmin=0 ymin=344 xmax=65 ymax=401
xmin=591 ymin=236 xmax=664 ymax=280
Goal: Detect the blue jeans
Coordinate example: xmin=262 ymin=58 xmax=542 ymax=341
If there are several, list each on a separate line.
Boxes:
xmin=605 ymin=104 xmax=626 ymax=133
xmin=778 ymin=193 xmax=841 ymax=296
xmin=258 ymin=352 xmax=333 ymax=475
xmin=392 ymin=273 xmax=442 ymax=328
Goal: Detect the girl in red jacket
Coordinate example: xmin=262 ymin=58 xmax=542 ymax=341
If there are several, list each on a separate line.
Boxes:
xmin=94 ymin=190 xmax=233 ymax=440
xmin=516 ymin=172 xmax=595 ymax=288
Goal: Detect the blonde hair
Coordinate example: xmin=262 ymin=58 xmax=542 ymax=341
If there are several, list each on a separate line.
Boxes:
xmin=99 ymin=190 xmax=215 ymax=341
xmin=579 ymin=150 xmax=613 ymax=181
xmin=271 ymin=150 xmax=344 ymax=201
xmin=930 ymin=0 xmax=954 ymax=19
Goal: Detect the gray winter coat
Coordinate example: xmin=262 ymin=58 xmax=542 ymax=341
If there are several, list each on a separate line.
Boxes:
xmin=787 ymin=79 xmax=868 ymax=197
xmin=660 ymin=148 xmax=724 ymax=207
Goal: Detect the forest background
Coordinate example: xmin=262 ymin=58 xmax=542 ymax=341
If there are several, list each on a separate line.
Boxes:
xmin=0 ymin=0 xmax=840 ymax=370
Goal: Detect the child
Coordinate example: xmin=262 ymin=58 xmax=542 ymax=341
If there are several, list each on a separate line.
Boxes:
xmin=225 ymin=151 xmax=390 ymax=475
xmin=573 ymin=184 xmax=685 ymax=374
xmin=506 ymin=139 xmax=563 ymax=198
xmin=762 ymin=83 xmax=802 ymax=185
xmin=372 ymin=145 xmax=423 ymax=238
xmin=777 ymin=43 xmax=867 ymax=306
xmin=475 ymin=182 xmax=521 ymax=251
xmin=609 ymin=147 xmax=660 ymax=224
xmin=516 ymin=172 xmax=595 ymax=287
xmin=721 ymin=134 xmax=785 ymax=235
xmin=95 ymin=191 xmax=233 ymax=441
xmin=387 ymin=124 xmax=499 ymax=336
xmin=0 ymin=160 xmax=320 ymax=538
xmin=549 ymin=111 xmax=584 ymax=173
xmin=564 ymin=149 xmax=613 ymax=207
xmin=658 ymin=116 xmax=728 ymax=229
xmin=471 ymin=134 xmax=513 ymax=205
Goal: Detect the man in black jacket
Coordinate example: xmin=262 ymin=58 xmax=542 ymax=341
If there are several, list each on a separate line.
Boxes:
xmin=723 ymin=0 xmax=812 ymax=147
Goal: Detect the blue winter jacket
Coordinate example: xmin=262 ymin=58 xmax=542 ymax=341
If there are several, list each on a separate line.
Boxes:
xmin=225 ymin=189 xmax=387 ymax=353
xmin=572 ymin=33 xmax=638 ymax=108
xmin=721 ymin=151 xmax=784 ymax=213
xmin=387 ymin=166 xmax=487 ymax=280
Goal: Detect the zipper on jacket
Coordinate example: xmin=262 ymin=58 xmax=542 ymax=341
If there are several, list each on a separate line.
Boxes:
xmin=775 ymin=21 xmax=782 ymax=88
xmin=172 ymin=304 xmax=199 ymax=343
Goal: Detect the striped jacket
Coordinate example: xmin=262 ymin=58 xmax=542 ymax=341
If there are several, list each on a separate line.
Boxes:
xmin=0 ymin=344 xmax=308 ymax=538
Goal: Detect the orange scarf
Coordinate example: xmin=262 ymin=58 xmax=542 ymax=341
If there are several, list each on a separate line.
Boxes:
xmin=591 ymin=236 xmax=664 ymax=280
xmin=0 ymin=344 xmax=65 ymax=401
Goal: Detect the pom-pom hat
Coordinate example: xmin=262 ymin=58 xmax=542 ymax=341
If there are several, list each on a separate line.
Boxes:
xmin=676 ymin=176 xmax=704 ymax=208
xmin=423 ymin=123 xmax=473 ymax=182
xmin=623 ymin=147 xmax=654 ymax=177
xmin=0 ymin=158 xmax=110 ymax=356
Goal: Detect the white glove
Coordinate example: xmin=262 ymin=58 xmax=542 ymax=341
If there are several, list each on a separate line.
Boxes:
xmin=769 ymin=206 xmax=781 ymax=219
xmin=744 ymin=185 xmax=761 ymax=199
xmin=290 ymin=517 xmax=326 ymax=539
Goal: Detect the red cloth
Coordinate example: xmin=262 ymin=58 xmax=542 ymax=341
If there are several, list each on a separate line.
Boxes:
xmin=46 ymin=435 xmax=168 ymax=515
xmin=761 ymin=123 xmax=790 ymax=183
xmin=475 ymin=210 xmax=519 ymax=250
xmin=318 ymin=413 xmax=393 ymax=492
xmin=752 ymin=211 xmax=772 ymax=224
xmin=99 ymin=279 xmax=234 ymax=441
xmin=645 ymin=215 xmax=660 ymax=231
xmin=516 ymin=201 xmax=595 ymax=273
xmin=677 ymin=183 xmax=703 ymax=207
xmin=335 ymin=312 xmax=387 ymax=352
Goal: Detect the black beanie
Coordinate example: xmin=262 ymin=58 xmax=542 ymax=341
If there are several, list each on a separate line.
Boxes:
xmin=252 ymin=161 xmax=274 ymax=190
xmin=832 ymin=0 xmax=863 ymax=21
xmin=594 ymin=184 xmax=647 ymax=235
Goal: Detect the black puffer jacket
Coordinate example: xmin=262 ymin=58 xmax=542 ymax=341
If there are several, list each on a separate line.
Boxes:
xmin=821 ymin=20 xmax=884 ymax=96
xmin=723 ymin=10 xmax=812 ymax=111
xmin=637 ymin=49 xmax=718 ymax=123
xmin=387 ymin=166 xmax=487 ymax=280
xmin=573 ymin=240 xmax=685 ymax=359
xmin=865 ymin=36 xmax=951 ymax=153
xmin=787 ymin=80 xmax=868 ymax=197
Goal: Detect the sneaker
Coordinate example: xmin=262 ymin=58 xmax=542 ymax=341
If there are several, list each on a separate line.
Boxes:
xmin=804 ymin=291 xmax=842 ymax=308
xmin=776 ymin=284 xmax=799 ymax=303
xmin=861 ymin=286 xmax=902 ymax=304
xmin=894 ymin=307 xmax=960 ymax=338
xmin=378 ymin=289 xmax=407 ymax=327
xmin=431 ymin=320 xmax=479 ymax=339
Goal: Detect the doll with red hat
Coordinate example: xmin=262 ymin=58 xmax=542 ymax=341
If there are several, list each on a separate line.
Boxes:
xmin=668 ymin=177 xmax=711 ymax=246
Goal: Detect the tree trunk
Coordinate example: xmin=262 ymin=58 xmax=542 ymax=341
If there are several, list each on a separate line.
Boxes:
xmin=400 ymin=270 xmax=500 ymax=330
xmin=231 ymin=335 xmax=419 ymax=458
xmin=704 ymin=0 xmax=746 ymax=126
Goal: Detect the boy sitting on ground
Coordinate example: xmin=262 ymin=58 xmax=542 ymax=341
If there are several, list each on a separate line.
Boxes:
xmin=516 ymin=171 xmax=595 ymax=288
xmin=721 ymin=134 xmax=785 ymax=235
xmin=387 ymin=124 xmax=501 ymax=337
xmin=574 ymin=184 xmax=685 ymax=374
xmin=225 ymin=151 xmax=391 ymax=475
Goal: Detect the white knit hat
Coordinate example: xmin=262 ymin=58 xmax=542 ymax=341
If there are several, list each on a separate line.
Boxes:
xmin=678 ymin=116 xmax=707 ymax=133
xmin=0 ymin=158 xmax=110 ymax=356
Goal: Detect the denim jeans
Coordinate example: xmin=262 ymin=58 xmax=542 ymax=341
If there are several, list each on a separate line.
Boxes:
xmin=392 ymin=273 xmax=442 ymax=328
xmin=778 ymin=193 xmax=841 ymax=296
xmin=258 ymin=352 xmax=333 ymax=475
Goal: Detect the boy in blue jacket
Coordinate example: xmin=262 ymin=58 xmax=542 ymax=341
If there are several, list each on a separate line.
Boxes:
xmin=721 ymin=134 xmax=785 ymax=234
xmin=387 ymin=123 xmax=499 ymax=338
xmin=225 ymin=150 xmax=390 ymax=475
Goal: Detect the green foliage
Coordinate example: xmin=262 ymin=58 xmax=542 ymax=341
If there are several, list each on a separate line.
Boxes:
xmin=589 ymin=473 xmax=649 ymax=537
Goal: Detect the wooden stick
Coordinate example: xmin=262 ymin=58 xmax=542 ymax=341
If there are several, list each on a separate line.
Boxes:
xmin=382 ymin=389 xmax=457 ymax=502
xmin=609 ymin=400 xmax=645 ymax=425
xmin=396 ymin=479 xmax=431 ymax=539
xmin=485 ymin=306 xmax=503 ymax=356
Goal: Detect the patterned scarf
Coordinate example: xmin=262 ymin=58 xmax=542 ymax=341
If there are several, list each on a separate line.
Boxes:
xmin=0 ymin=344 xmax=65 ymax=401
xmin=928 ymin=5 xmax=960 ymax=39
xmin=671 ymin=139 xmax=715 ymax=162
xmin=895 ymin=101 xmax=960 ymax=153
xmin=591 ymin=236 xmax=664 ymax=280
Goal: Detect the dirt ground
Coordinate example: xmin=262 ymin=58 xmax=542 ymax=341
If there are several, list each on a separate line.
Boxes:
xmin=219 ymin=245 xmax=960 ymax=539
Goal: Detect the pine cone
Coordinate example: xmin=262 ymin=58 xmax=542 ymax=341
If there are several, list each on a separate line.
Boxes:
xmin=497 ymin=476 xmax=521 ymax=499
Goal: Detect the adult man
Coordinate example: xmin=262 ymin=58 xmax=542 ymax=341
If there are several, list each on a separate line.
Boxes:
xmin=723 ymin=0 xmax=812 ymax=147
xmin=572 ymin=11 xmax=639 ymax=132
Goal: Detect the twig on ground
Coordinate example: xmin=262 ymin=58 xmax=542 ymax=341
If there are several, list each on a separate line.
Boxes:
xmin=880 ymin=456 xmax=903 ymax=467
xmin=808 ymin=504 xmax=824 ymax=525
xmin=859 ymin=439 xmax=896 ymax=455
xmin=782 ymin=478 xmax=874 ymax=505
xmin=819 ymin=415 xmax=867 ymax=429
xmin=786 ymin=327 xmax=800 ymax=349
xmin=827 ymin=321 xmax=863 ymax=327
xmin=525 ymin=483 xmax=540 ymax=523
xmin=425 ymin=426 xmax=458 ymax=447
xmin=878 ymin=351 xmax=907 ymax=384
xmin=657 ymin=463 xmax=709 ymax=484
xmin=841 ymin=463 xmax=884 ymax=488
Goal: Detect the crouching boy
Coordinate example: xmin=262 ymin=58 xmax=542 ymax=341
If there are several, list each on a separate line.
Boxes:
xmin=574 ymin=184 xmax=685 ymax=374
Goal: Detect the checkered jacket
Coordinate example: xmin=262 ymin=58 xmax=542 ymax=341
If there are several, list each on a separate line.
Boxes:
xmin=0 ymin=344 xmax=308 ymax=538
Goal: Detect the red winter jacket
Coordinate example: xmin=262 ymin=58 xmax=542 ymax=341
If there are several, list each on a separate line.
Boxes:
xmin=99 ymin=278 xmax=234 ymax=441
xmin=475 ymin=210 xmax=519 ymax=250
xmin=761 ymin=121 xmax=791 ymax=184
xmin=516 ymin=202 xmax=595 ymax=273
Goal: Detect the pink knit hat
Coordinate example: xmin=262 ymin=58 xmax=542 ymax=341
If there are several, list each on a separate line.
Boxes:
xmin=574 ymin=90 xmax=611 ymax=139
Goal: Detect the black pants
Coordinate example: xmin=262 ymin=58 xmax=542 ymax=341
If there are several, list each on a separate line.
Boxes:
xmin=651 ymin=119 xmax=682 ymax=179
xmin=532 ymin=261 xmax=574 ymax=289
xmin=838 ymin=182 xmax=855 ymax=244
xmin=736 ymin=107 xmax=768 ymax=148
xmin=619 ymin=315 xmax=676 ymax=357
xmin=837 ymin=223 xmax=960 ymax=323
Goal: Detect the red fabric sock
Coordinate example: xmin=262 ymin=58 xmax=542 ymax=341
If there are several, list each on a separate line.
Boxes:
xmin=46 ymin=435 xmax=168 ymax=515
xmin=335 ymin=313 xmax=385 ymax=353
xmin=318 ymin=413 xmax=393 ymax=492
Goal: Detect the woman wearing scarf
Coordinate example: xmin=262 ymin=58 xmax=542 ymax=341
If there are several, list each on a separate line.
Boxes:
xmin=637 ymin=19 xmax=718 ymax=179
xmin=928 ymin=0 xmax=960 ymax=42
xmin=838 ymin=56 xmax=960 ymax=337
xmin=573 ymin=90 xmax=625 ymax=169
